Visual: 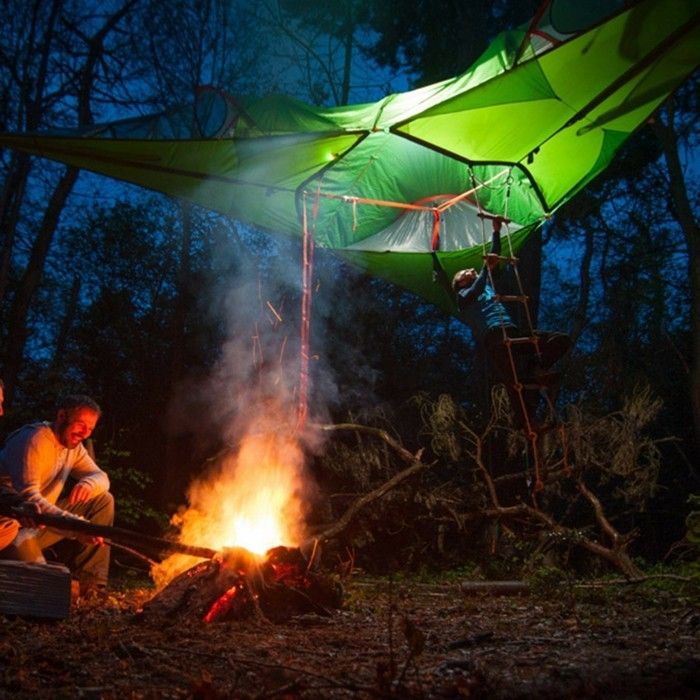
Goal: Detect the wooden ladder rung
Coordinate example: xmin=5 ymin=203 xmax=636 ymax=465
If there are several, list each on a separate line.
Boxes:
xmin=487 ymin=254 xmax=519 ymax=264
xmin=505 ymin=336 xmax=539 ymax=346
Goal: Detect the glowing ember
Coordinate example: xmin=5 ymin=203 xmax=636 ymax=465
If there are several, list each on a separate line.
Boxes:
xmin=141 ymin=545 xmax=343 ymax=624
xmin=202 ymin=583 xmax=241 ymax=623
xmin=153 ymin=432 xmax=310 ymax=587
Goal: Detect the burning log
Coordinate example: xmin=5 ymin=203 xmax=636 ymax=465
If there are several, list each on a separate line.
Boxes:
xmin=139 ymin=545 xmax=343 ymax=624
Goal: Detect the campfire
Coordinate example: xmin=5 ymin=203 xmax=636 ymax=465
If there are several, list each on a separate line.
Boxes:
xmin=141 ymin=430 xmax=341 ymax=623
xmin=140 ymin=544 xmax=342 ymax=623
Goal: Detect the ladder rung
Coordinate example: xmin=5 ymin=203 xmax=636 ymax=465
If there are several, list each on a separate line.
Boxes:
xmin=495 ymin=294 xmax=528 ymax=303
xmin=486 ymin=254 xmax=519 ymax=263
xmin=505 ymin=336 xmax=539 ymax=345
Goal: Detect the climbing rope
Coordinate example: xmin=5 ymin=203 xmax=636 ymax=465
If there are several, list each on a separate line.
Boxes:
xmin=296 ymin=168 xmax=570 ymax=491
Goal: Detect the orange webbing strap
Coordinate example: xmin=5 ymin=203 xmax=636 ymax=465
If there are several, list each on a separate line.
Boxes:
xmin=513 ymin=0 xmax=552 ymax=66
xmin=309 ymin=168 xmax=512 ymax=218
xmin=431 ymin=209 xmax=441 ymax=251
xmin=319 ymin=192 xmax=435 ymax=213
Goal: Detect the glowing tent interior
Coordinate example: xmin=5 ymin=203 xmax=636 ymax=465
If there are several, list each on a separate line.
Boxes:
xmin=1 ymin=0 xmax=698 ymax=315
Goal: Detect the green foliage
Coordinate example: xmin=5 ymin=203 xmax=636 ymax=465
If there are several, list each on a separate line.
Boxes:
xmin=97 ymin=444 xmax=168 ymax=530
xmin=362 ymin=0 xmax=534 ymax=85
xmin=526 ymin=563 xmax=571 ymax=597
xmin=562 ymin=383 xmax=664 ymax=508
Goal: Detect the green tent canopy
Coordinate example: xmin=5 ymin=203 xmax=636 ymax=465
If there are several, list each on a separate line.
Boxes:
xmin=1 ymin=0 xmax=698 ymax=314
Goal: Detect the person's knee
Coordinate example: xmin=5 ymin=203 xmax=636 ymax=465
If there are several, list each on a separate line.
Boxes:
xmin=72 ymin=490 xmax=114 ymax=526
xmin=95 ymin=490 xmax=114 ymax=510
xmin=91 ymin=491 xmax=114 ymax=525
xmin=0 ymin=518 xmax=19 ymax=551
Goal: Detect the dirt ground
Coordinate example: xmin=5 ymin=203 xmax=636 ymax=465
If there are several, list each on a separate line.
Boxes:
xmin=1 ymin=572 xmax=698 ymax=699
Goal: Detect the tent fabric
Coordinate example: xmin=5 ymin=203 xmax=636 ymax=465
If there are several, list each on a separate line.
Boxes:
xmin=1 ymin=0 xmax=698 ymax=315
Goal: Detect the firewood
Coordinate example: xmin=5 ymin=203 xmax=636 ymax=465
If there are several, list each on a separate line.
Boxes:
xmin=138 ymin=546 xmax=343 ymax=624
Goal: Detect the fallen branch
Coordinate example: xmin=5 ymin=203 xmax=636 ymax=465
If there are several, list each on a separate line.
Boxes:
xmin=575 ymin=574 xmax=694 ymax=588
xmin=107 ymin=540 xmax=159 ymax=568
xmin=310 ymin=422 xmax=433 ymax=543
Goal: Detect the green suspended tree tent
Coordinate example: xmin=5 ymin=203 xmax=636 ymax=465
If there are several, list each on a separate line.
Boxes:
xmin=1 ymin=0 xmax=698 ymax=314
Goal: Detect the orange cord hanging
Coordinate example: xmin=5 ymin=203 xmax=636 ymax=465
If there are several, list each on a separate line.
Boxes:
xmin=297 ymin=191 xmax=316 ymax=432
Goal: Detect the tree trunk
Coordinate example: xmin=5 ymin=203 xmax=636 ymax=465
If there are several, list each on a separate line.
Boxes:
xmin=50 ymin=274 xmax=82 ymax=373
xmin=516 ymin=227 xmax=542 ymax=328
xmin=2 ymin=167 xmax=79 ymax=402
xmin=1 ymin=1 xmax=138 ymax=403
xmin=170 ymin=200 xmax=193 ymax=385
xmin=0 ymin=0 xmax=63 ymax=313
xmin=652 ymin=105 xmax=700 ymax=451
xmin=0 ymin=155 xmax=32 ymax=303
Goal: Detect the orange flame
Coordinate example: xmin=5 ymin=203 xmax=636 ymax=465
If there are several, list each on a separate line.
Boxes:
xmin=153 ymin=431 xmax=309 ymax=587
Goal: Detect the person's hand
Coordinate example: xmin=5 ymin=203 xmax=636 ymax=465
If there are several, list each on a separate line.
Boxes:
xmin=68 ymin=483 xmax=92 ymax=505
xmin=70 ymin=517 xmax=104 ymax=546
xmin=64 ymin=512 xmax=104 ymax=546
xmin=16 ymin=502 xmax=41 ymax=528
xmin=484 ymin=253 xmax=500 ymax=269
xmin=75 ymin=533 xmax=105 ymax=546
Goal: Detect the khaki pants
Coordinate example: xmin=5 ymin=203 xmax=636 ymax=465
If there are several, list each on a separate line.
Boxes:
xmin=0 ymin=517 xmax=19 ymax=551
xmin=6 ymin=491 xmax=114 ymax=587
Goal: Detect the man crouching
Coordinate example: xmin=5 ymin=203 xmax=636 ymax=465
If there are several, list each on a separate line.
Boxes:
xmin=0 ymin=394 xmax=113 ymax=593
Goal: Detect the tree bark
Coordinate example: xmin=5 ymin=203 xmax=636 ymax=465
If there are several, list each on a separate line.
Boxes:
xmin=0 ymin=0 xmax=63 ymax=318
xmin=516 ymin=227 xmax=542 ymax=328
xmin=2 ymin=166 xmax=79 ymax=402
xmin=50 ymin=274 xmax=82 ymax=373
xmin=652 ymin=103 xmax=700 ymax=451
xmin=1 ymin=2 xmax=137 ymax=402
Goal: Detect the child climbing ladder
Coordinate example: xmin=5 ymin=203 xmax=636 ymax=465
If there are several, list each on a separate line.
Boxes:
xmin=452 ymin=218 xmax=571 ymax=489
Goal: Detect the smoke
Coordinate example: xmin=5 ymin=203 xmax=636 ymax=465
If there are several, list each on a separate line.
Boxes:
xmin=156 ymin=220 xmax=379 ymax=583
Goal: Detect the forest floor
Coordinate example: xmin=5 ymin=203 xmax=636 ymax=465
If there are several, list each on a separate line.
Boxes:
xmin=0 ymin=568 xmax=698 ymax=699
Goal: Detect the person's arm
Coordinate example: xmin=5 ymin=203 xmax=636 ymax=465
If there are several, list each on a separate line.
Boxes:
xmin=0 ymin=486 xmax=39 ymax=526
xmin=3 ymin=427 xmax=96 ymax=517
xmin=457 ymin=268 xmax=488 ymax=307
xmin=490 ymin=226 xmax=501 ymax=256
xmin=456 ymin=226 xmax=505 ymax=308
xmin=66 ymin=444 xmax=110 ymax=505
xmin=482 ymin=225 xmax=503 ymax=271
xmin=6 ymin=428 xmax=67 ymax=516
xmin=457 ymin=226 xmax=500 ymax=305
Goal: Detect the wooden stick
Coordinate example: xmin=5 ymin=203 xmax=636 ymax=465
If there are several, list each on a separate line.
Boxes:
xmin=30 ymin=512 xmax=219 ymax=560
